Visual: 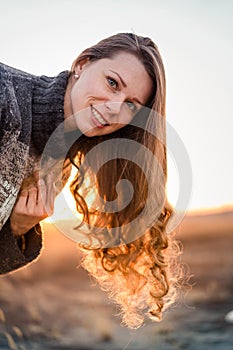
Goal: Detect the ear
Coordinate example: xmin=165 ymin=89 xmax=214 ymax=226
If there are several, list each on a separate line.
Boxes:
xmin=75 ymin=58 xmax=90 ymax=74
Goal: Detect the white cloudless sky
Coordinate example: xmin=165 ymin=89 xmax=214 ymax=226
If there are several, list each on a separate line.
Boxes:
xmin=1 ymin=0 xmax=232 ymax=211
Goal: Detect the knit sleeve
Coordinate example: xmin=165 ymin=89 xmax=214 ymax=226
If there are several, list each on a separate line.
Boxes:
xmin=0 ymin=63 xmax=32 ymax=229
xmin=0 ymin=219 xmax=43 ymax=275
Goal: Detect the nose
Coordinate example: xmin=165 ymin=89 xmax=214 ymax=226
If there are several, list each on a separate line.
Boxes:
xmin=104 ymin=101 xmax=123 ymax=115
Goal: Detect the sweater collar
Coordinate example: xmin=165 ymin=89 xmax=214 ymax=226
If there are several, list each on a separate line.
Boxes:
xmin=32 ymin=70 xmax=70 ymax=156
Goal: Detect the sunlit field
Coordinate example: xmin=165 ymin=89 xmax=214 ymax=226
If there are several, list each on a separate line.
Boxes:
xmin=0 ymin=207 xmax=232 ymax=349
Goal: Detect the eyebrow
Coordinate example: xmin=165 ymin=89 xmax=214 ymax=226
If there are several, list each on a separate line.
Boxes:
xmin=109 ymin=70 xmax=127 ymax=87
xmin=109 ymin=69 xmax=143 ymax=106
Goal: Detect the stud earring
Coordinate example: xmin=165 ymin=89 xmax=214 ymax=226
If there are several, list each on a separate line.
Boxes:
xmin=74 ymin=73 xmax=79 ymax=79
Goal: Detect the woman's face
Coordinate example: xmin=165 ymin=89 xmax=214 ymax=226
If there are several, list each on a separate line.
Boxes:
xmin=67 ymin=52 xmax=153 ymax=137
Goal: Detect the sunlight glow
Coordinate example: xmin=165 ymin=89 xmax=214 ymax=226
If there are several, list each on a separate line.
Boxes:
xmin=47 ymin=166 xmax=97 ymax=224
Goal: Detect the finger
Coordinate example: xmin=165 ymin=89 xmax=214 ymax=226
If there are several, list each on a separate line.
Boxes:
xmin=14 ymin=190 xmax=29 ymax=210
xmin=18 ymin=189 xmax=29 ymax=197
xmin=45 ymin=173 xmax=56 ymax=215
xmin=26 ymin=187 xmax=38 ymax=209
xmin=37 ymin=178 xmax=49 ymax=216
xmin=37 ymin=178 xmax=46 ymax=202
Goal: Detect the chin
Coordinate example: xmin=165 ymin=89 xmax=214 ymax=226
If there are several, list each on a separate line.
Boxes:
xmin=82 ymin=126 xmax=101 ymax=137
xmin=83 ymin=130 xmax=98 ymax=137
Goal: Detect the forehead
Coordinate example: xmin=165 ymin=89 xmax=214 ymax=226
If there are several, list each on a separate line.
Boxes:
xmin=98 ymin=52 xmax=146 ymax=74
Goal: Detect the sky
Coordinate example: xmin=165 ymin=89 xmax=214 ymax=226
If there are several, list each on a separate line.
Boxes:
xmin=0 ymin=0 xmax=232 ymax=212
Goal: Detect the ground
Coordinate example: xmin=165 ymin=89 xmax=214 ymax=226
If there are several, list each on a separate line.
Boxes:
xmin=0 ymin=210 xmax=233 ymax=350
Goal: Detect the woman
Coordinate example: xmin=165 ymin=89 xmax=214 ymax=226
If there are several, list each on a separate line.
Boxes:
xmin=0 ymin=33 xmax=181 ymax=328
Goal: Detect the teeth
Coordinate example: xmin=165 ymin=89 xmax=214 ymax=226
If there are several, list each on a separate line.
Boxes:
xmin=91 ymin=106 xmax=108 ymax=125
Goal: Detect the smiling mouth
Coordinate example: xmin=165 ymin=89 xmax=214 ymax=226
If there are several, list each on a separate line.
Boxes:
xmin=91 ymin=105 xmax=110 ymax=127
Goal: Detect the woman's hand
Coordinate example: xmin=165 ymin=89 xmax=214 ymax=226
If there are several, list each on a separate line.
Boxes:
xmin=10 ymin=175 xmax=56 ymax=236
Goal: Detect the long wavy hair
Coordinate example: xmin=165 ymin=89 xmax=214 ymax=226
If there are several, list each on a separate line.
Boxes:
xmin=65 ymin=33 xmax=182 ymax=328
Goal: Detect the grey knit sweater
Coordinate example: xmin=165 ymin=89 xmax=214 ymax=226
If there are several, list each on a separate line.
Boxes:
xmin=0 ymin=62 xmax=70 ymax=274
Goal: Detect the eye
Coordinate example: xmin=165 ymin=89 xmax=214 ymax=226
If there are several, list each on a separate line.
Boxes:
xmin=125 ymin=101 xmax=137 ymax=112
xmin=107 ymin=77 xmax=118 ymax=89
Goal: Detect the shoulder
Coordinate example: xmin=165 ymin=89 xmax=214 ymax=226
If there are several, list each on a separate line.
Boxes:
xmin=0 ymin=62 xmax=34 ymax=78
xmin=0 ymin=62 xmax=10 ymax=76
xmin=0 ymin=63 xmax=35 ymax=105
xmin=0 ymin=63 xmax=11 ymax=86
xmin=0 ymin=62 xmax=35 ymax=91
xmin=0 ymin=63 xmax=10 ymax=107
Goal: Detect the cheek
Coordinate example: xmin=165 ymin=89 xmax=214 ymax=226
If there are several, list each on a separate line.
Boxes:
xmin=70 ymin=84 xmax=80 ymax=109
xmin=120 ymin=108 xmax=135 ymax=125
xmin=70 ymin=83 xmax=91 ymax=112
xmin=71 ymin=81 xmax=99 ymax=110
